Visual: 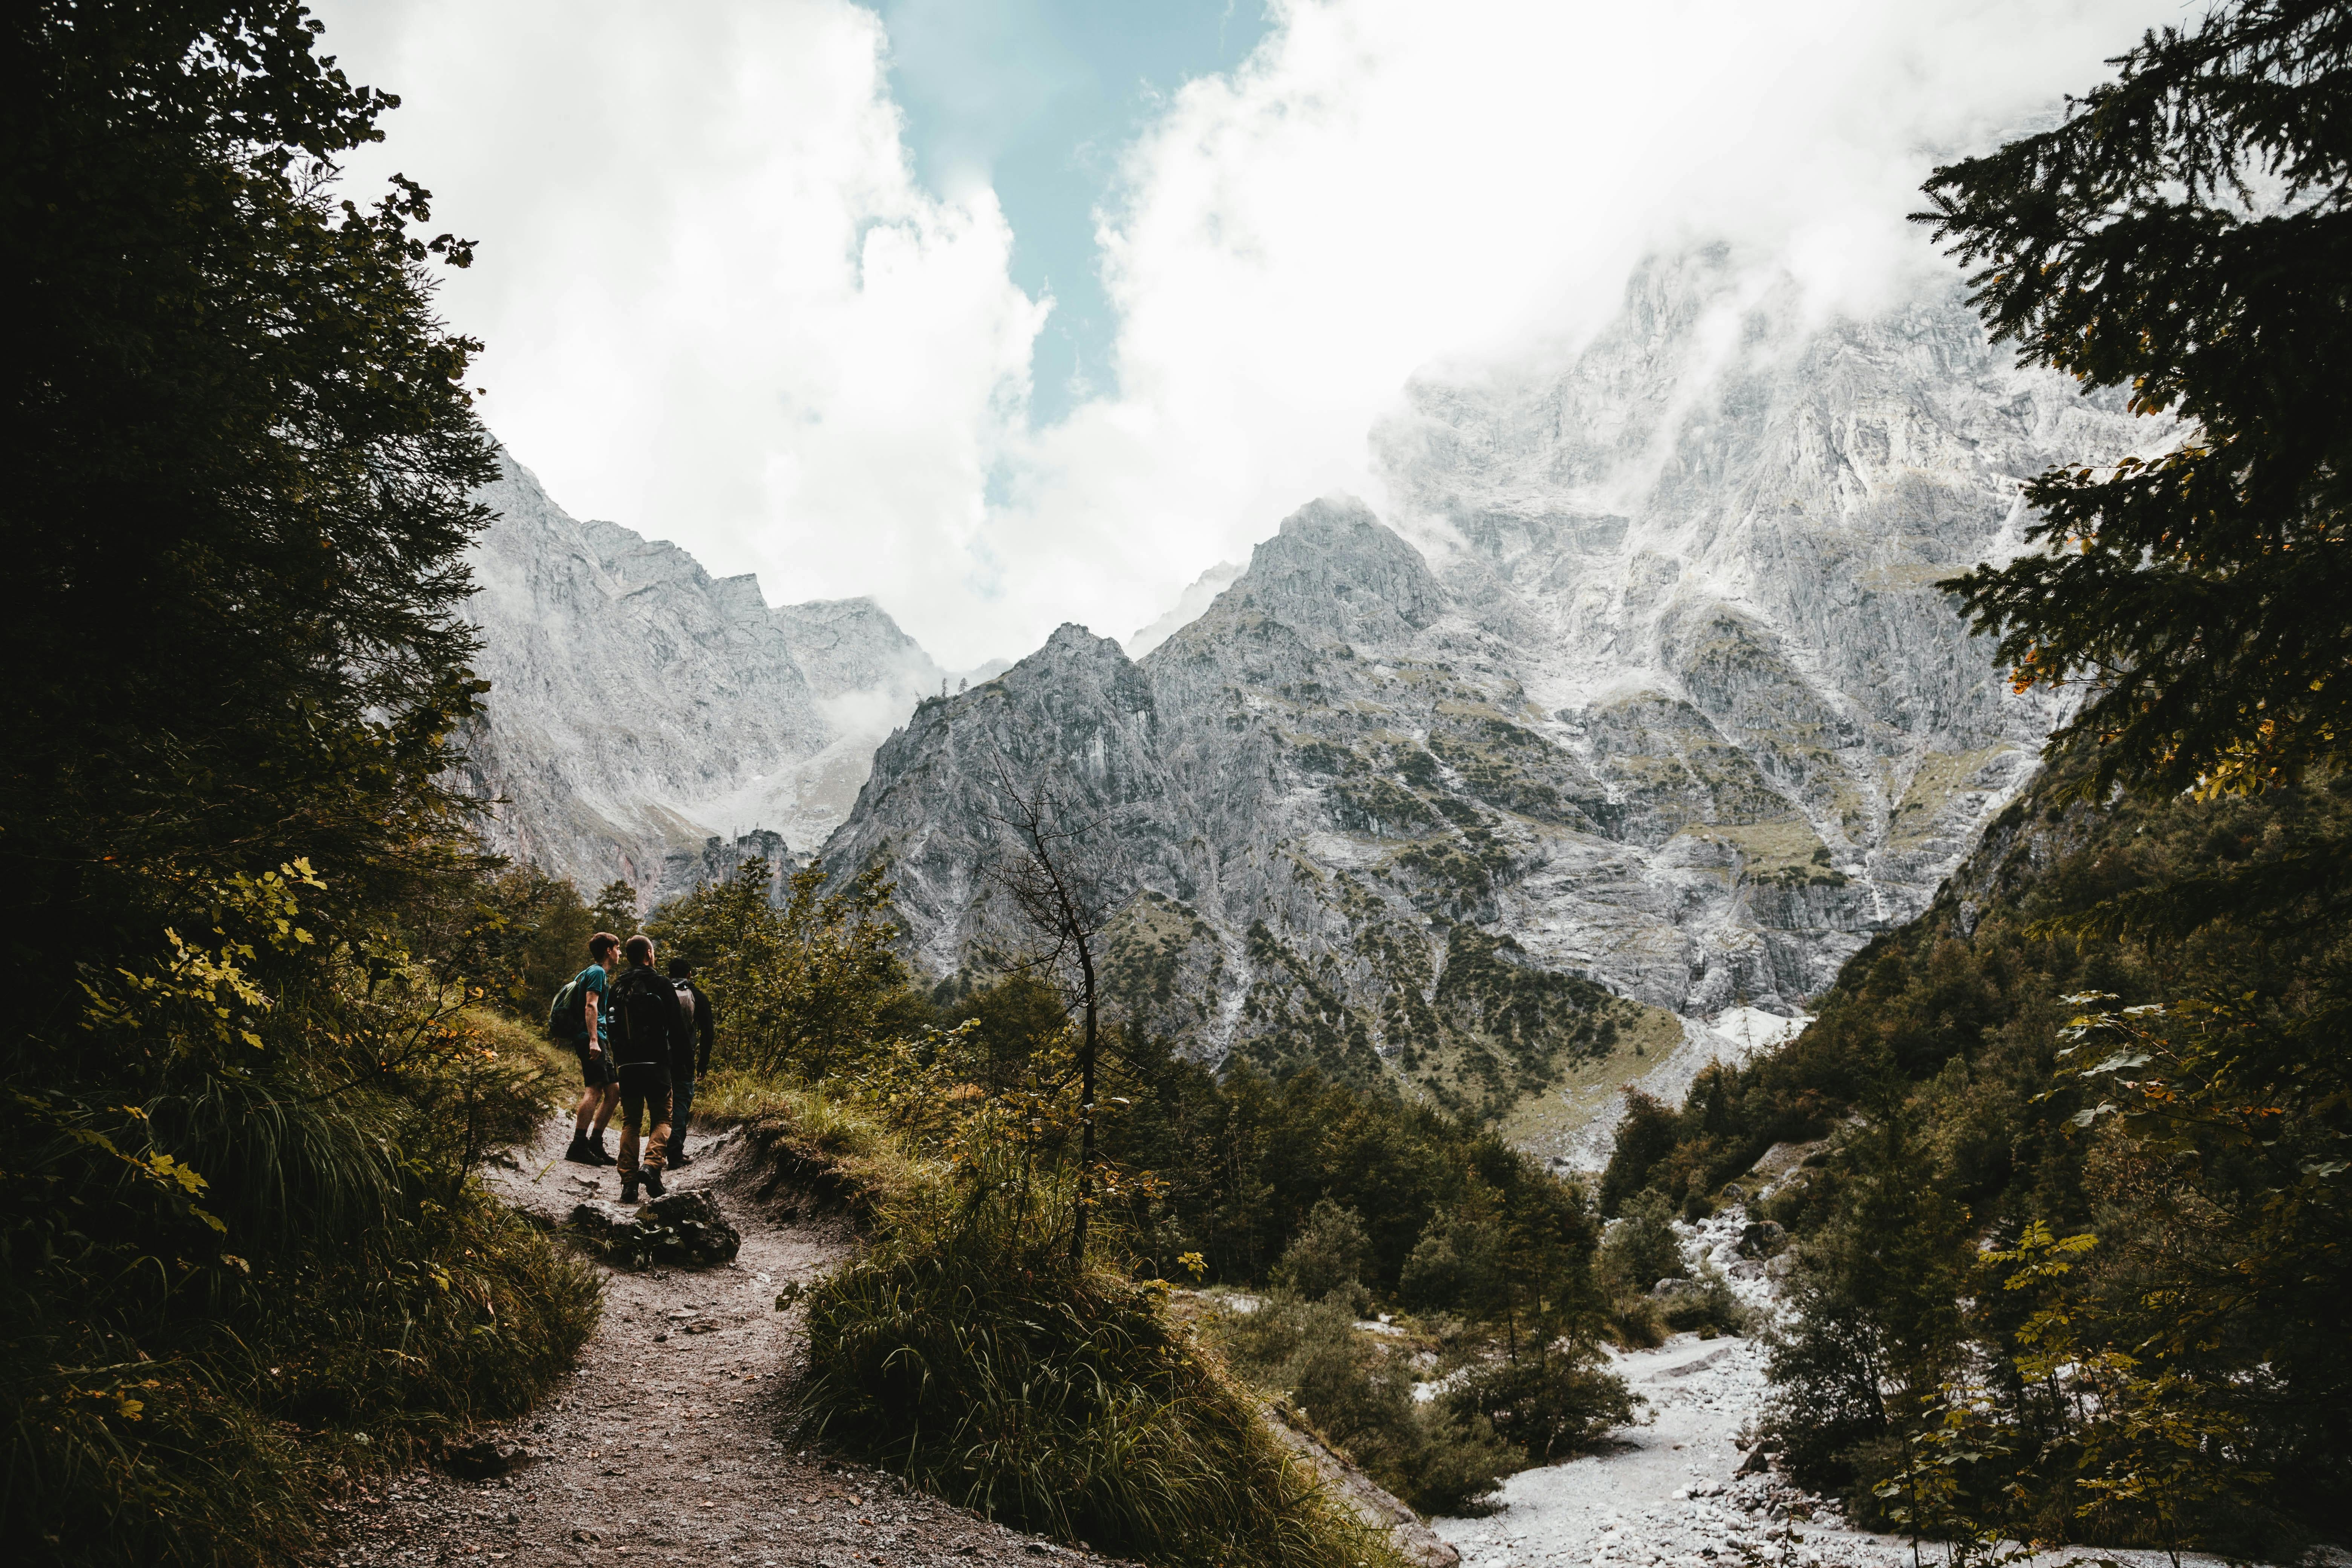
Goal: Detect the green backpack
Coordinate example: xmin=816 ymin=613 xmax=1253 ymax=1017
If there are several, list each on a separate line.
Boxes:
xmin=545 ymin=974 xmax=584 ymax=1042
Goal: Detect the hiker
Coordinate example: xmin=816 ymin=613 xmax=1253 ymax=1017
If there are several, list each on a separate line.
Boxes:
xmin=608 ymin=933 xmax=694 ymax=1203
xmin=563 ymin=933 xmax=623 ymax=1167
xmin=665 ymin=958 xmax=717 ymax=1167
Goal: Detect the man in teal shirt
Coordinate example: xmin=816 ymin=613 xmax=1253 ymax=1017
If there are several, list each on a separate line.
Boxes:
xmin=564 ymin=932 xmax=622 ymax=1166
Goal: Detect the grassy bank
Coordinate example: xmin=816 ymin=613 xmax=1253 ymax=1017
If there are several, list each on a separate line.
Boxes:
xmin=725 ymin=1084 xmax=1407 ymax=1568
xmin=5 ymin=1002 xmax=600 ymax=1567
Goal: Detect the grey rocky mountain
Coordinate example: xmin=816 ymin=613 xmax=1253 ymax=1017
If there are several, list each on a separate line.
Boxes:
xmin=457 ymin=453 xmax=950 ymax=905
xmin=1128 ymin=559 xmax=1243 ymax=657
xmin=815 ymin=248 xmax=2164 ymax=1122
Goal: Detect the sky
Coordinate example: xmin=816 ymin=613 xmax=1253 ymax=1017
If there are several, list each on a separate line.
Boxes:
xmin=314 ymin=0 xmax=2182 ymax=669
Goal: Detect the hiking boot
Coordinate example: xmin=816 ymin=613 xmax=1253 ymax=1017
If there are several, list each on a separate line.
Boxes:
xmin=564 ymin=1133 xmax=599 ymax=1165
xmin=619 ymin=1176 xmax=639 ymax=1204
xmin=587 ymin=1134 xmax=617 ymax=1166
xmin=642 ymin=1169 xmax=667 ymax=1199
xmin=667 ymin=1145 xmax=692 ymax=1169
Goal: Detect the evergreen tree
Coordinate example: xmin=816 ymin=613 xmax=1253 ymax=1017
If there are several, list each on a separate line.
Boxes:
xmin=590 ymin=878 xmax=640 ymax=938
xmin=1920 ymin=0 xmax=2352 ymax=803
xmin=4 ymin=0 xmax=498 ymax=983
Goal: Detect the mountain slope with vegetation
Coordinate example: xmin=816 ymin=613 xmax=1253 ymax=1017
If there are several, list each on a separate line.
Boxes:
xmin=1603 ymin=4 xmax=2352 ymax=1556
xmin=1603 ymin=747 xmax=2352 ymax=1554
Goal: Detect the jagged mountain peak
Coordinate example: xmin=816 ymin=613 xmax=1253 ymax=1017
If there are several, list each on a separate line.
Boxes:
xmin=1214 ymin=494 xmax=1445 ymax=647
xmin=1038 ymin=620 xmax=1126 ymax=658
xmin=968 ymin=623 xmax=1157 ymax=754
xmin=1276 ymin=493 xmax=1381 ymax=537
xmin=459 ymin=449 xmax=954 ymax=904
xmin=467 ymin=244 xmax=2167 ymax=1147
xmin=811 ymin=251 xmax=2163 ymax=1144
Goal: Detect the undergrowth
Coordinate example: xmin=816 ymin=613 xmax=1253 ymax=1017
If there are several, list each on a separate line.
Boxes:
xmin=783 ymin=1095 xmax=1407 ymax=1568
xmin=5 ymin=950 xmax=600 ymax=1568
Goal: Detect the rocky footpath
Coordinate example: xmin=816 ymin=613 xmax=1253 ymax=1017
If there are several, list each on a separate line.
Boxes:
xmin=328 ymin=1118 xmax=1139 ymax=1568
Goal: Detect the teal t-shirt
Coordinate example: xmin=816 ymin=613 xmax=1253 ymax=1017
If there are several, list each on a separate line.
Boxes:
xmin=574 ymin=964 xmax=610 ymax=1044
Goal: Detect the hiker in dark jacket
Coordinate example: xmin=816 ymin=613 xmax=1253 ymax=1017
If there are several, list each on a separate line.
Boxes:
xmin=666 ymin=958 xmax=717 ymax=1167
xmin=607 ymin=934 xmax=694 ymax=1203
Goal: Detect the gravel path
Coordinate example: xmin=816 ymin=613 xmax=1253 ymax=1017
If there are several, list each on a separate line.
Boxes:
xmin=323 ymin=1115 xmax=1132 ymax=1568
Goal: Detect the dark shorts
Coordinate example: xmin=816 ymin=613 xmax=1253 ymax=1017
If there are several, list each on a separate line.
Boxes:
xmin=574 ymin=1040 xmax=612 ymax=1089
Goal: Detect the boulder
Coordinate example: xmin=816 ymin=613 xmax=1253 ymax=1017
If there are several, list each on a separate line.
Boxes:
xmin=1738 ymin=1220 xmax=1787 ymax=1259
xmin=567 ymin=1187 xmax=741 ymax=1268
xmin=568 ymin=1199 xmax=640 ymax=1245
xmin=1650 ymin=1276 xmax=1699 ymax=1300
xmin=441 ymin=1438 xmax=531 ymax=1479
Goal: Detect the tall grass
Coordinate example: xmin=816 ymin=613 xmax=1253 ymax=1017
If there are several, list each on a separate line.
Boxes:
xmin=4 ymin=991 xmax=598 ymax=1568
xmin=3 ymin=1189 xmax=596 ymax=1566
xmin=792 ymin=1102 xmax=1408 ymax=1568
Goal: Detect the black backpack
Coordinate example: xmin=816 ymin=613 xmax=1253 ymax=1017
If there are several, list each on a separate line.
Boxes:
xmin=608 ymin=968 xmax=674 ymax=1066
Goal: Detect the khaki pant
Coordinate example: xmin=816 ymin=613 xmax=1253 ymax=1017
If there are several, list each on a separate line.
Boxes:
xmin=617 ymin=1076 xmax=672 ymax=1177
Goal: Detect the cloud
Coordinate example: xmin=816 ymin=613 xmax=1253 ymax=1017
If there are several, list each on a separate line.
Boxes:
xmin=980 ymin=0 xmax=2177 ymax=658
xmin=317 ymin=0 xmax=1045 ymax=659
xmin=320 ymin=0 xmax=2175 ymax=668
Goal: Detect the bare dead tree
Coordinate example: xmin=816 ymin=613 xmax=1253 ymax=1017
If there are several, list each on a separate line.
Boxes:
xmin=979 ymin=748 xmax=1134 ymax=1266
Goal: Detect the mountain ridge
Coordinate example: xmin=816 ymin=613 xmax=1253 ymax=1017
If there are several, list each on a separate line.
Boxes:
xmin=461 ymin=245 xmax=2166 ymax=1134
xmin=808 ymin=251 xmax=2161 ymax=1128
xmin=458 ymin=454 xmax=954 ymax=903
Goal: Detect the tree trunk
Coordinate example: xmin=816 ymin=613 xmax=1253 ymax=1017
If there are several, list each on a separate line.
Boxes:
xmin=1073 ymin=929 xmax=1098 ymax=1268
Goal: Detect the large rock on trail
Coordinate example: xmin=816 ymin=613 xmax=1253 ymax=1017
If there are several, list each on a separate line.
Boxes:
xmin=568 ymin=1188 xmax=742 ymax=1268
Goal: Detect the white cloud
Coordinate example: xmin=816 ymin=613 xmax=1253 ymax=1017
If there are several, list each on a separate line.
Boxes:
xmin=316 ymin=0 xmax=1044 ymax=660
xmin=983 ymin=0 xmax=2178 ymax=658
xmin=319 ymin=0 xmax=2176 ymax=668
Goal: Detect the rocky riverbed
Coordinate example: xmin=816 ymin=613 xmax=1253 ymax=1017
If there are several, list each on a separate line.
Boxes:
xmin=1432 ymin=1207 xmax=2338 ymax=1568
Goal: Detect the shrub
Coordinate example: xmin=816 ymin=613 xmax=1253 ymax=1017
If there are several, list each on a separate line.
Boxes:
xmin=1605 ymin=1292 xmax=1669 ymax=1350
xmin=1442 ymin=1346 xmax=1639 ymax=1463
xmin=647 ymin=859 xmax=931 ymax=1082
xmin=1597 ymin=1191 xmax=1683 ymax=1295
xmin=1214 ymin=1291 xmax=1519 ymax=1518
xmin=1272 ymin=1200 xmax=1374 ymax=1314
xmin=796 ymin=1110 xmax=1403 ymax=1568
xmin=1658 ymin=1257 xmax=1752 ymax=1337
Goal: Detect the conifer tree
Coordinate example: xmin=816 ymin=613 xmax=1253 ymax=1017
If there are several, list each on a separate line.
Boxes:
xmin=3 ymin=0 xmax=498 ymax=989
xmin=1921 ymin=0 xmax=2352 ymax=803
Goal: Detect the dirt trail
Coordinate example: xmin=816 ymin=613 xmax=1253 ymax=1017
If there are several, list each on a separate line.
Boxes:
xmin=327 ymin=1115 xmax=1130 ymax=1568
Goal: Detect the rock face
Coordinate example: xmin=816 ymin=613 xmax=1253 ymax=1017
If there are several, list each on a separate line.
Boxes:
xmin=816 ymin=251 xmax=2163 ymax=1121
xmin=567 ymin=1189 xmax=742 ymax=1268
xmin=458 ymin=454 xmax=950 ymax=905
